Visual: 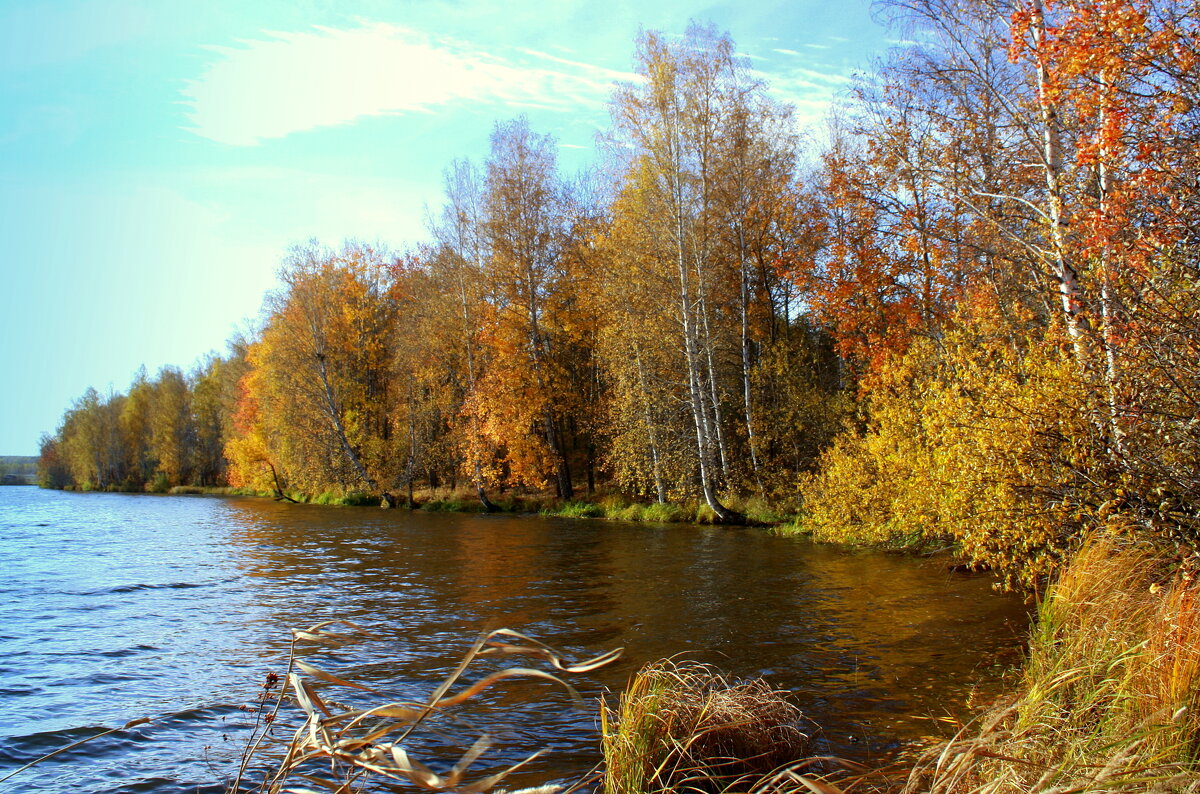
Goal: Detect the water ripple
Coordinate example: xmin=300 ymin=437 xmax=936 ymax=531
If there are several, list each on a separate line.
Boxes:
xmin=0 ymin=487 xmax=1028 ymax=793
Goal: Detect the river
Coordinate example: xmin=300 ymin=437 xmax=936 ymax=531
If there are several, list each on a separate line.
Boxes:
xmin=0 ymin=487 xmax=1027 ymax=792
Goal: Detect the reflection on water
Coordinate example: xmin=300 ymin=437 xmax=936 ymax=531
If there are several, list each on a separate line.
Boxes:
xmin=0 ymin=488 xmax=1028 ymax=792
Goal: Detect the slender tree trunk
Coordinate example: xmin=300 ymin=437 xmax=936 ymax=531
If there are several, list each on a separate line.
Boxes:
xmin=544 ymin=414 xmax=573 ymax=498
xmin=738 ymin=232 xmax=764 ymax=497
xmin=406 ymin=380 xmax=417 ymax=508
xmin=677 ymin=251 xmax=740 ymax=523
xmin=634 ymin=345 xmax=667 ymax=504
xmin=1097 ymin=75 xmax=1125 ymax=459
xmin=458 ymin=272 xmax=496 ymax=512
xmin=265 ymin=460 xmax=299 ymax=503
xmin=1031 ymin=0 xmax=1090 ymax=360
xmin=698 ymin=293 xmax=731 ymax=485
xmin=586 ymin=440 xmax=596 ymax=495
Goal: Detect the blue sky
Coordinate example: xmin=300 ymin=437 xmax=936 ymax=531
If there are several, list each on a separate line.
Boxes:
xmin=0 ymin=0 xmax=894 ymax=456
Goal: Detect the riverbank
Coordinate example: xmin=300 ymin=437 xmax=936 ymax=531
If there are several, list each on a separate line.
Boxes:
xmin=55 ymin=482 xmax=803 ymax=526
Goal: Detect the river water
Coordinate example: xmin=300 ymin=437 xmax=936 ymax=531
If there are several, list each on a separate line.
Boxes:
xmin=0 ymin=487 xmax=1027 ymax=793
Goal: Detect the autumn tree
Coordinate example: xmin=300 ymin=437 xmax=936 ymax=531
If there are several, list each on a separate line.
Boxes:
xmin=146 ymin=366 xmax=194 ymax=488
xmin=425 ymin=159 xmax=499 ymax=509
xmin=469 ymin=117 xmax=581 ymax=498
xmin=228 ymin=242 xmax=402 ymax=504
xmin=601 ymin=24 xmax=833 ymax=519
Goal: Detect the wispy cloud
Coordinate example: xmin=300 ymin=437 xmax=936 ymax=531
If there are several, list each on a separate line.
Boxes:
xmin=182 ymin=22 xmax=636 ymax=146
xmin=756 ymin=61 xmax=857 ymax=131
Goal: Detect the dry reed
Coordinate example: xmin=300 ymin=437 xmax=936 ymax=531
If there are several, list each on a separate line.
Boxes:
xmin=229 ymin=621 xmax=621 ymax=794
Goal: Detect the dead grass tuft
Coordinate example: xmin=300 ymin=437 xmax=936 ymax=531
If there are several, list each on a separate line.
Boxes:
xmin=602 ymin=660 xmax=815 ymax=794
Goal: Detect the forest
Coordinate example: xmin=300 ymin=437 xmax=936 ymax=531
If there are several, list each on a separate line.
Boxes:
xmin=39 ymin=0 xmax=1200 ymax=588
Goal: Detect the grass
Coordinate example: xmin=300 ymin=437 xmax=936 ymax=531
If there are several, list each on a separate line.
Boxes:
xmin=401 ymin=486 xmax=806 ymax=528
xmin=643 ymin=502 xmax=686 ymax=523
xmin=63 ymin=477 xmax=807 ymax=529
xmin=543 ymin=500 xmax=606 ymax=518
xmin=601 ymin=660 xmax=815 ymax=794
xmin=421 ymin=497 xmax=484 ymax=512
xmin=308 ymin=489 xmax=377 ymax=506
xmin=896 ymin=537 xmax=1200 ymax=794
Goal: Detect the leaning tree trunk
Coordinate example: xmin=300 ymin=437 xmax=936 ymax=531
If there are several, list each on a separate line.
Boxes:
xmin=314 ymin=353 xmax=397 ymax=507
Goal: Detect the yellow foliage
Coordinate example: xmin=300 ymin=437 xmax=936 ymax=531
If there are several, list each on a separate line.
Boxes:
xmin=802 ymin=325 xmax=1106 ymax=587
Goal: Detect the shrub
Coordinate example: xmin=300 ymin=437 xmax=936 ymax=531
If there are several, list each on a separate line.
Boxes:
xmin=801 ymin=330 xmax=1103 ymax=588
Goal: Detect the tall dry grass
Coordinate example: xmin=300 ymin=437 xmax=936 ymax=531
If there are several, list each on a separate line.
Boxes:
xmin=900 ymin=538 xmax=1200 ymax=793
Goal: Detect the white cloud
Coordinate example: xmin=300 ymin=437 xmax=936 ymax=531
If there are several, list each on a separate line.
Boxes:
xmin=754 ymin=63 xmax=857 ymax=132
xmin=182 ymin=22 xmax=637 ymax=146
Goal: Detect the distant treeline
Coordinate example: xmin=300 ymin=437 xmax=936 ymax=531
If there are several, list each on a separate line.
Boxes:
xmin=38 ymin=359 xmax=240 ymax=493
xmin=0 ymin=456 xmax=37 ymax=485
xmin=42 ymin=4 xmax=1200 ymax=585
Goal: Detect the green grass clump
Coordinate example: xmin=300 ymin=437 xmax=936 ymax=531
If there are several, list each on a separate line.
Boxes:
xmin=545 ymin=501 xmax=605 ymax=518
xmin=773 ymin=515 xmax=809 ymax=536
xmin=642 ymin=502 xmax=684 ymax=524
xmin=421 ymin=498 xmax=481 ymax=513
xmin=307 ymin=490 xmax=376 ymax=506
xmin=737 ymin=496 xmax=788 ymax=525
xmin=608 ymin=503 xmax=648 ymax=521
xmin=602 ymin=660 xmax=812 ymax=794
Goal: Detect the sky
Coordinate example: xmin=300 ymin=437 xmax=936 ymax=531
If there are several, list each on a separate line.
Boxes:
xmin=0 ymin=0 xmax=896 ymax=456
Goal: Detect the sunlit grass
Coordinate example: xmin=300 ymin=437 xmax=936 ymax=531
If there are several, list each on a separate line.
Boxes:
xmin=899 ymin=538 xmax=1200 ymax=793
xmin=543 ymin=501 xmax=606 ymax=518
xmin=601 ymin=660 xmax=815 ymax=794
